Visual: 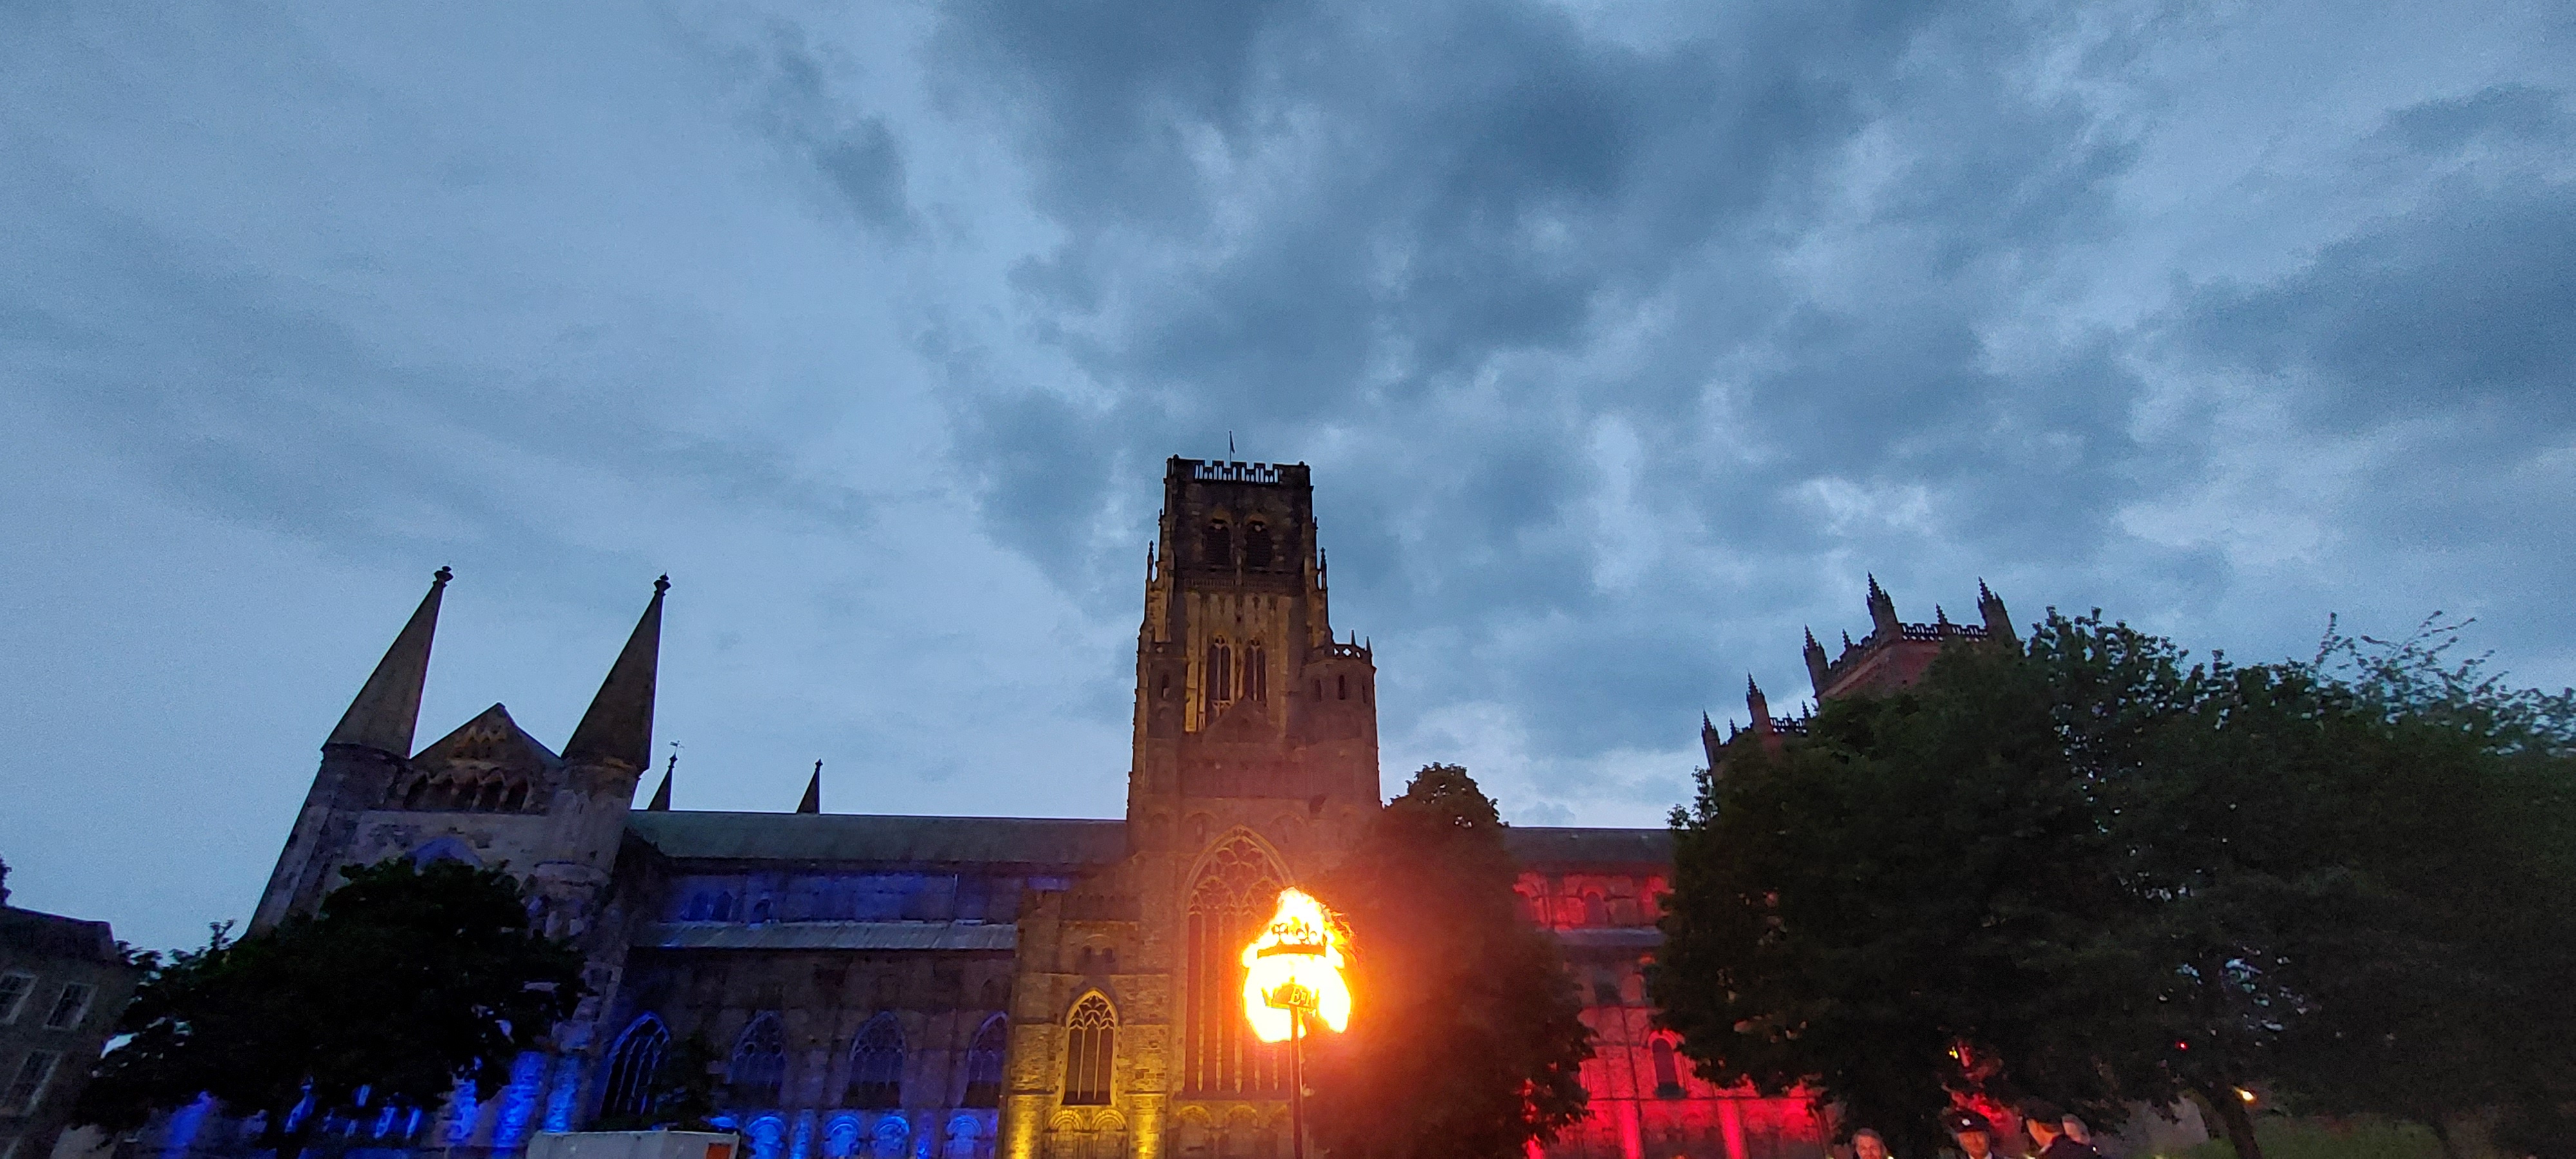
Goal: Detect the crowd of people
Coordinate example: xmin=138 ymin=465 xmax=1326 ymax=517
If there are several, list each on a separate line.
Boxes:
xmin=1844 ymin=1100 xmax=2103 ymax=1159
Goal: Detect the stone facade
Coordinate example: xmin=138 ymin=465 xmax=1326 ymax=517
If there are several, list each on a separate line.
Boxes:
xmin=0 ymin=863 xmax=142 ymax=1159
xmin=201 ymin=457 xmax=1828 ymax=1159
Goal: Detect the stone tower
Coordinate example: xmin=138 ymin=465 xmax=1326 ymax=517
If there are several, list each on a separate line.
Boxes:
xmin=1006 ymin=458 xmax=1381 ymax=1159
xmin=1134 ymin=457 xmax=1381 ymax=1156
xmin=251 ymin=573 xmax=667 ymax=1012
xmin=252 ymin=567 xmax=450 ymax=932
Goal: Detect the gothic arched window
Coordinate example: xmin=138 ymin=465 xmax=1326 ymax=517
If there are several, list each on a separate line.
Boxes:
xmin=1244 ymin=643 xmax=1265 ymax=701
xmin=1063 ymin=994 xmax=1116 ymax=1106
xmin=1651 ymin=1038 xmax=1684 ymax=1098
xmin=1206 ymin=638 xmax=1232 ymax=706
xmin=1244 ymin=523 xmax=1271 ymax=569
xmin=1184 ymin=838 xmax=1285 ymax=1096
xmin=1583 ymin=892 xmax=1607 ymax=926
xmin=729 ymin=1013 xmax=787 ymax=1106
xmin=601 ymin=1014 xmax=670 ymax=1120
xmin=847 ymin=1013 xmax=905 ymax=1109
xmin=1203 ymin=521 xmax=1231 ymax=567
xmin=401 ymin=778 xmax=429 ymax=809
xmin=963 ymin=1015 xmax=1007 ymax=1108
xmin=504 ymin=782 xmax=529 ymax=812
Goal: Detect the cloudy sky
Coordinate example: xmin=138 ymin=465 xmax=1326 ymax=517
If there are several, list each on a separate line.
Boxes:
xmin=4 ymin=0 xmax=2570 ymax=952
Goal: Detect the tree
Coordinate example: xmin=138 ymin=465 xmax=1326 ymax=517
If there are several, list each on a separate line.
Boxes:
xmin=1653 ymin=610 xmax=2576 ymax=1159
xmin=2264 ymin=618 xmax=2576 ymax=1158
xmin=1308 ymin=765 xmax=1595 ymax=1159
xmin=1652 ymin=628 xmax=2161 ymax=1159
xmin=76 ymin=858 xmax=586 ymax=1159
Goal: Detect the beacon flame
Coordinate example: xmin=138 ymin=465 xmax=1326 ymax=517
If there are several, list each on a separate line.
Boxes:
xmin=1241 ymin=887 xmax=1350 ymax=1043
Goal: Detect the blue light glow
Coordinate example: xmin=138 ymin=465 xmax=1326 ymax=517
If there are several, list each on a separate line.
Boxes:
xmin=748 ymin=1115 xmax=788 ymax=1159
xmin=446 ymin=1086 xmax=480 ymax=1145
xmin=544 ymin=1055 xmax=583 ymax=1133
xmin=493 ymin=1051 xmax=547 ymax=1149
xmin=162 ymin=1092 xmax=214 ymax=1159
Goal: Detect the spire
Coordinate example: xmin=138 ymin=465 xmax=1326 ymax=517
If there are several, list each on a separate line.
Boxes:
xmin=1746 ymin=675 xmax=1774 ymax=736
xmin=1700 ymin=711 xmax=1723 ymax=772
xmin=327 ymin=567 xmax=451 ymax=755
xmin=797 ymin=760 xmax=822 ymax=814
xmin=1804 ymin=627 xmax=1831 ymax=695
xmin=1866 ymin=572 xmax=1900 ymax=636
xmin=1978 ymin=579 xmax=2015 ymax=648
xmin=564 ymin=576 xmax=667 ymax=770
xmin=647 ymin=748 xmax=675 ymax=811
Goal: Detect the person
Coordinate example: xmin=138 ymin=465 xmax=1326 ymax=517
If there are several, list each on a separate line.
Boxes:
xmin=1943 ymin=1111 xmax=1998 ymax=1159
xmin=2021 ymin=1101 xmax=2100 ymax=1159
xmin=2060 ymin=1116 xmax=2092 ymax=1147
xmin=1852 ymin=1129 xmax=1893 ymax=1159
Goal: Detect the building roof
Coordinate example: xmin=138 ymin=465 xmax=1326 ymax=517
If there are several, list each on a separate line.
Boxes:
xmin=635 ymin=919 xmax=1017 ymax=952
xmin=0 ymin=906 xmax=126 ymax=964
xmin=1500 ymin=825 xmax=1674 ymax=868
xmin=629 ymin=812 xmax=1674 ymax=872
xmin=627 ymin=811 xmax=1130 ymax=869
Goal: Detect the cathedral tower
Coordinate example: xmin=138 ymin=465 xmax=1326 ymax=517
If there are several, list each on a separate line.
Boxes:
xmin=1009 ymin=459 xmax=1381 ymax=1159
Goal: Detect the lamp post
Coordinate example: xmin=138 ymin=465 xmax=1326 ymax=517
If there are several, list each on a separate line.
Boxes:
xmin=1242 ymin=889 xmax=1349 ymax=1159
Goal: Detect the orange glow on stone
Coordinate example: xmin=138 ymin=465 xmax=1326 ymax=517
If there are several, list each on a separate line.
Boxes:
xmin=1242 ymin=887 xmax=1351 ymax=1042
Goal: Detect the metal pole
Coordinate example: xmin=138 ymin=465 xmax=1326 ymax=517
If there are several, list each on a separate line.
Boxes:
xmin=1289 ymin=1008 xmax=1305 ymax=1159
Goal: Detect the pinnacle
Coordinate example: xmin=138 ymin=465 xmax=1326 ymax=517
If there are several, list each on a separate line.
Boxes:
xmin=325 ymin=569 xmax=448 ymax=755
xmin=564 ymin=579 xmax=667 ymax=769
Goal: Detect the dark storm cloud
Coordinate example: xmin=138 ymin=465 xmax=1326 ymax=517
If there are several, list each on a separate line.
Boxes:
xmin=2173 ymin=174 xmax=2576 ymax=437
xmin=8 ymin=0 xmax=2573 ymax=946
xmin=725 ymin=22 xmax=914 ymax=233
xmin=925 ymin=0 xmax=2174 ymax=760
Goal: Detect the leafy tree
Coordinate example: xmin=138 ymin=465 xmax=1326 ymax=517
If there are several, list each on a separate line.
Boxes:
xmin=2266 ymin=619 xmax=2576 ymax=1158
xmin=1653 ymin=610 xmax=2576 ymax=1159
xmin=76 ymin=858 xmax=587 ymax=1159
xmin=1308 ymin=765 xmax=1595 ymax=1159
xmin=1652 ymin=629 xmax=2161 ymax=1159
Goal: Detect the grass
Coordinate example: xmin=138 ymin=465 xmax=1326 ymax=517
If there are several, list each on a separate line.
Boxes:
xmin=2167 ymin=1115 xmax=2446 ymax=1159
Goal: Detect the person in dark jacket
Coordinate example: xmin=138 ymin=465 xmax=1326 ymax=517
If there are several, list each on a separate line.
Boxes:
xmin=1943 ymin=1111 xmax=2000 ymax=1159
xmin=2020 ymin=1101 xmax=2101 ymax=1159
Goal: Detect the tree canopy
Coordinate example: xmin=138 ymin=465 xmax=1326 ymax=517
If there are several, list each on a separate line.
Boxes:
xmin=76 ymin=857 xmax=587 ymax=1159
xmin=1651 ymin=613 xmax=2576 ymax=1159
xmin=1309 ymin=764 xmax=1595 ymax=1159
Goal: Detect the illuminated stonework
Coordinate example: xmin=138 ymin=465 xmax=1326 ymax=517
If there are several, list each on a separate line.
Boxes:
xmin=221 ymin=458 xmax=1826 ymax=1159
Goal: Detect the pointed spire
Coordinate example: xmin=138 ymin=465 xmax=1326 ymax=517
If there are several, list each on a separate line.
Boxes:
xmin=564 ymin=576 xmax=667 ymax=770
xmin=1746 ymin=675 xmax=1773 ymax=736
xmin=327 ymin=567 xmax=451 ymax=755
xmin=797 ymin=760 xmax=822 ymax=814
xmin=1978 ymin=580 xmax=2014 ymax=647
xmin=647 ymin=748 xmax=676 ymax=811
xmin=1804 ymin=627 xmax=1832 ymax=695
xmin=1866 ymin=572 xmax=1900 ymax=636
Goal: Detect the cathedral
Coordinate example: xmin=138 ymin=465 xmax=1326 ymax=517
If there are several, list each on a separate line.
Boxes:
xmin=225 ymin=458 xmax=2002 ymax=1159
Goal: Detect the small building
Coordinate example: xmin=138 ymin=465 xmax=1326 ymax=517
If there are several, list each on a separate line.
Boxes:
xmin=0 ymin=861 xmax=142 ymax=1159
